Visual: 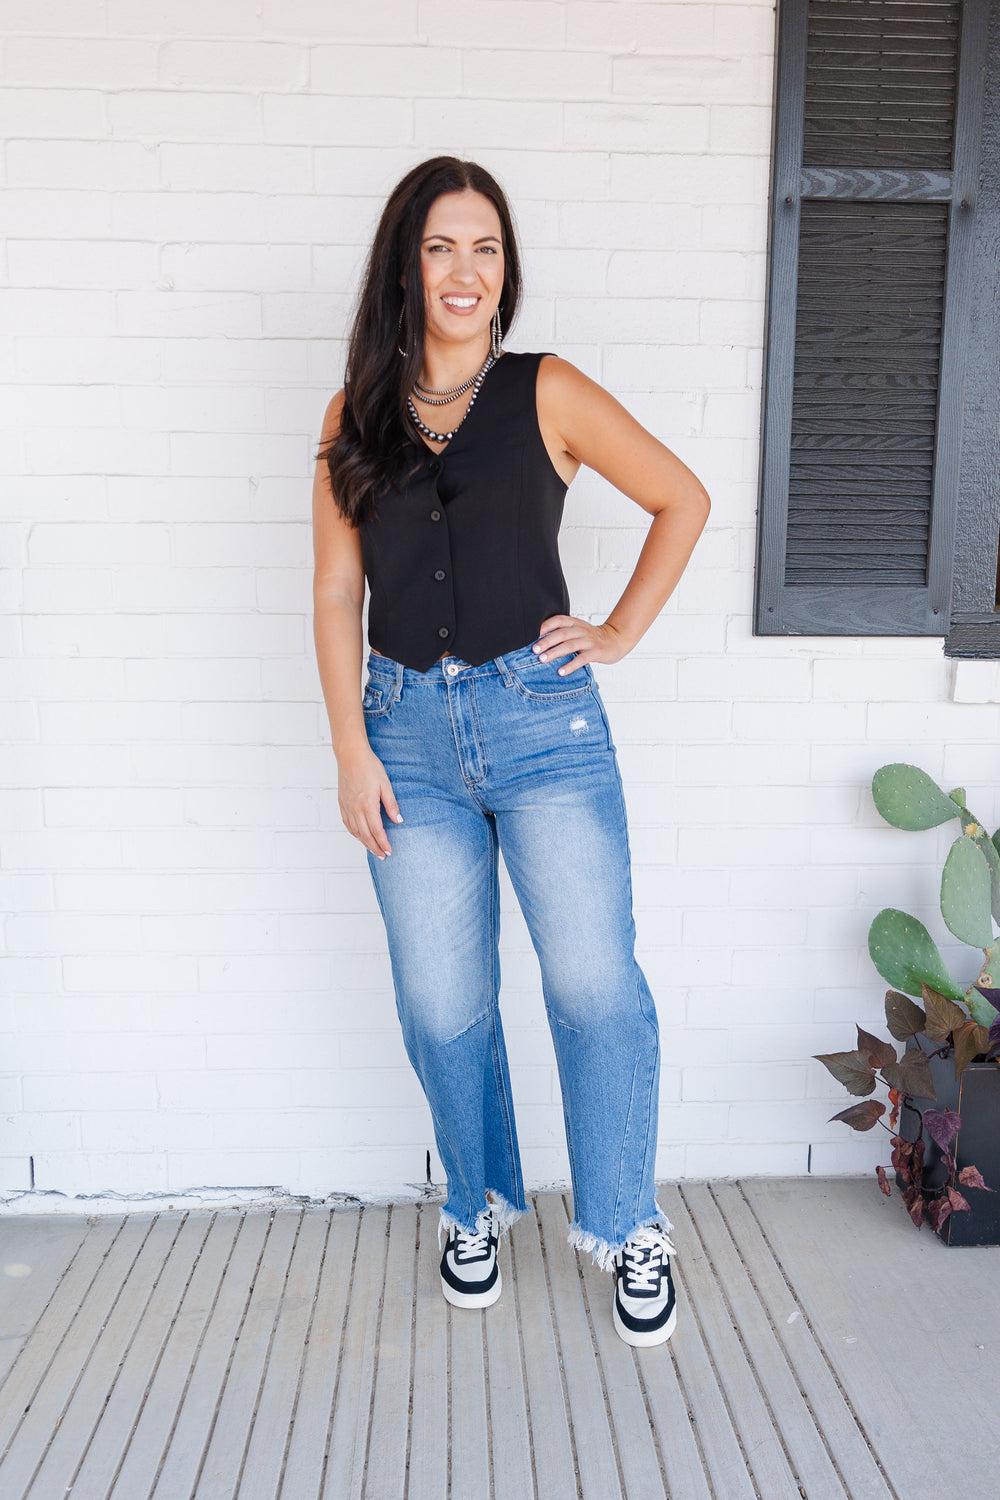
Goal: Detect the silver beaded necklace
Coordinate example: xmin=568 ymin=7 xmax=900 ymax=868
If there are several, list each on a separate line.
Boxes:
xmin=408 ymin=352 xmax=497 ymax=444
xmin=413 ymin=368 xmax=481 ymax=405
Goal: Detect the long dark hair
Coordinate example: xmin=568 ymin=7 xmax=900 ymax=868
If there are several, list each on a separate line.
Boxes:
xmin=317 ymin=157 xmax=522 ymax=527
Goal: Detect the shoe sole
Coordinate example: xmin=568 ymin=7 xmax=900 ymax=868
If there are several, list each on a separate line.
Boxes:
xmin=613 ymin=1298 xmax=677 ymax=1347
xmin=440 ymin=1267 xmax=503 ymax=1309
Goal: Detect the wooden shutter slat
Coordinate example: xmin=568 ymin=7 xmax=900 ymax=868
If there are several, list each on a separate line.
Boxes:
xmin=804 ymin=0 xmax=959 ymax=168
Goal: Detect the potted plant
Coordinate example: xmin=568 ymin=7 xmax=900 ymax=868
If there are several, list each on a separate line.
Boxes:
xmin=816 ymin=764 xmax=1000 ymax=1244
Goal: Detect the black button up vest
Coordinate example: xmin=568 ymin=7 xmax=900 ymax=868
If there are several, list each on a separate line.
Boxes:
xmin=359 ymin=350 xmax=571 ymax=672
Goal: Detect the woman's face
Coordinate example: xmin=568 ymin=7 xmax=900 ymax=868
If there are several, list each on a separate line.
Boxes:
xmin=418 ymin=189 xmax=505 ymax=353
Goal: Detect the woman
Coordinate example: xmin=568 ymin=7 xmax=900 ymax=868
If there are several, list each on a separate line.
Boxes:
xmin=312 ymin=157 xmax=710 ymax=1347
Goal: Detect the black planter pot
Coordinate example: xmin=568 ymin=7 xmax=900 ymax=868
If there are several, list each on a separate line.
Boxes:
xmin=896 ymin=1048 xmax=1000 ymax=1246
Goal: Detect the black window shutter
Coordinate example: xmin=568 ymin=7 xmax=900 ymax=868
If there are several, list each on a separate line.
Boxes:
xmin=755 ymin=0 xmax=988 ymax=637
xmin=945 ymin=0 xmax=1000 ymax=657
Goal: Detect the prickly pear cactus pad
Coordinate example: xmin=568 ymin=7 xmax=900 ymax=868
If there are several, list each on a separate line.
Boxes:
xmin=871 ymin=764 xmax=964 ymax=831
xmin=868 ymin=908 xmax=966 ymax=1002
xmin=940 ymin=835 xmax=995 ymax=948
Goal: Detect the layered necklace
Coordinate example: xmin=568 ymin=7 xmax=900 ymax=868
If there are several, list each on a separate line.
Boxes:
xmin=408 ymin=351 xmax=498 ymax=444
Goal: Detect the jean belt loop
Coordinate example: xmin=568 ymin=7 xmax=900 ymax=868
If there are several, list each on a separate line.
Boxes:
xmin=493 ymin=653 xmax=515 ymax=688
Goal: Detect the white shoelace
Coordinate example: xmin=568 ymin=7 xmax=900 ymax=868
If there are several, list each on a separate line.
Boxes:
xmin=453 ymin=1224 xmax=493 ymax=1262
xmin=439 ymin=1211 xmax=495 ymax=1260
xmin=620 ymin=1227 xmax=676 ymax=1294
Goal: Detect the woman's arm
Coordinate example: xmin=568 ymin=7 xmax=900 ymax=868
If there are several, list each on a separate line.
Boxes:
xmin=312 ymin=392 xmax=402 ymax=858
xmin=535 ymin=355 xmax=711 ymax=673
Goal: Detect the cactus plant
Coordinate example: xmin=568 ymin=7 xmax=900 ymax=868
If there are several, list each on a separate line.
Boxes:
xmin=816 ymin=765 xmax=1000 ymax=1239
xmin=866 ymin=765 xmax=1000 ymax=1031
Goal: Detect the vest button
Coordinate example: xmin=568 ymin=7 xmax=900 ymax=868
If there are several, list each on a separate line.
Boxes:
xmin=429 ymin=509 xmax=441 ymax=521
xmin=438 ymin=626 xmax=450 ymax=638
xmin=434 ymin=569 xmax=446 ymax=581
xmin=428 ymin=458 xmax=442 ymax=474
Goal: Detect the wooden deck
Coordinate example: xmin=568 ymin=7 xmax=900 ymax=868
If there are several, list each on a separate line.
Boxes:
xmin=0 ymin=1178 xmax=997 ymax=1499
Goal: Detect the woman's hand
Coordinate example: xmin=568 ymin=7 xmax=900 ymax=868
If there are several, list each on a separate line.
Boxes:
xmin=532 ymin=615 xmax=631 ymax=675
xmin=336 ymin=740 xmax=403 ymax=860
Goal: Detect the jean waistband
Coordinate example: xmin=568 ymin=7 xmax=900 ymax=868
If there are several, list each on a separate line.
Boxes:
xmin=366 ymin=638 xmax=554 ymax=687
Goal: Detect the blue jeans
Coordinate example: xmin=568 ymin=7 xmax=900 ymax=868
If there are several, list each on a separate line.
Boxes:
xmin=362 ymin=639 xmax=670 ymax=1269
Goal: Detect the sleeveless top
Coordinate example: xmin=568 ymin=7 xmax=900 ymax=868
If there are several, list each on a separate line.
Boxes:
xmin=358 ymin=350 xmax=571 ymax=672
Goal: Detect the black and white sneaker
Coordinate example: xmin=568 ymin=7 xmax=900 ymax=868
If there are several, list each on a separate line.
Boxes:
xmin=439 ymin=1210 xmax=502 ymax=1309
xmin=612 ymin=1226 xmax=677 ymax=1347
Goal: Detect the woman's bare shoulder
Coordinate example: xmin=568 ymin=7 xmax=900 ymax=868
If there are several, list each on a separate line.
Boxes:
xmin=536 ymin=352 xmax=592 ymax=395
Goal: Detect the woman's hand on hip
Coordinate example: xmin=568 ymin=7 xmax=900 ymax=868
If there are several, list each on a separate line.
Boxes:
xmin=336 ymin=741 xmax=403 ymax=860
xmin=533 ymin=615 xmax=631 ymax=674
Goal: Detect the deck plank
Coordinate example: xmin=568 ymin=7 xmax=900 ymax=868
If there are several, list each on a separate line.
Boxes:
xmin=509 ymin=1201 xmax=578 ymax=1500
xmin=149 ymin=1210 xmax=274 ymax=1499
xmin=103 ymin=1211 xmax=242 ymax=1499
xmin=25 ymin=1213 xmax=188 ymax=1500
xmin=626 ymin=1319 xmax=714 ymax=1500
xmin=194 ymin=1209 xmax=304 ymax=1497
xmin=683 ymin=1181 xmax=850 ymax=1500
xmin=363 ymin=1203 xmax=417 ymax=1500
xmin=535 ymin=1191 xmax=622 ymax=1500
xmin=0 ymin=1216 xmax=151 ymax=1495
xmin=279 ymin=1207 xmax=360 ymax=1499
xmin=711 ymin=1182 xmax=894 ymax=1500
xmin=236 ymin=1208 xmax=331 ymax=1500
xmin=655 ymin=1185 xmax=762 ymax=1499
xmin=483 ymin=1222 xmax=534 ymax=1500
xmin=0 ymin=1215 xmax=127 ymax=1464
xmin=406 ymin=1204 xmax=450 ymax=1500
xmin=666 ymin=1186 xmax=802 ymax=1499
xmin=0 ymin=1216 xmax=91 ymax=1383
xmin=322 ymin=1207 xmax=389 ymax=1500
xmin=67 ymin=1212 xmax=216 ymax=1500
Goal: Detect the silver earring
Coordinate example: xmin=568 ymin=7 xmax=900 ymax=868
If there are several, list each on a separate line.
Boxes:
xmin=397 ymin=306 xmax=407 ymax=357
xmin=491 ymin=305 xmax=503 ymax=359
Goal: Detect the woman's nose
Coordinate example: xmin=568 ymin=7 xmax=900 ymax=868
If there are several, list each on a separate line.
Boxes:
xmin=451 ymin=253 xmax=477 ymax=283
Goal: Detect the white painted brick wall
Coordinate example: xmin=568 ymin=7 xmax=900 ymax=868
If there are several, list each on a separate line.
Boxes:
xmin=1 ymin=0 xmax=981 ymax=1209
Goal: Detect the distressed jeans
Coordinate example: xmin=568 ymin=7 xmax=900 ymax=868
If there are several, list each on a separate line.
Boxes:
xmin=361 ymin=639 xmax=671 ymax=1268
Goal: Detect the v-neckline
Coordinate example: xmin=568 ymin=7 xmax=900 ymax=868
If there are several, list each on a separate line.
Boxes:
xmin=412 ymin=352 xmax=502 ymax=459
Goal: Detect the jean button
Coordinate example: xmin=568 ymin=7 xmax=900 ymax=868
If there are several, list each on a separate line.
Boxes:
xmin=446 ymin=662 xmax=460 ymax=677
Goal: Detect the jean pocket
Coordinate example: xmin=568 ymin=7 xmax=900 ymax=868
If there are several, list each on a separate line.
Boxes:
xmin=362 ymin=674 xmax=397 ymax=718
xmin=508 ymin=653 xmax=593 ymax=702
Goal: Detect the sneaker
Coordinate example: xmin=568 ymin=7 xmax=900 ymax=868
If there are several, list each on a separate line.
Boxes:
xmin=612 ymin=1225 xmax=677 ymax=1347
xmin=439 ymin=1210 xmax=502 ymax=1309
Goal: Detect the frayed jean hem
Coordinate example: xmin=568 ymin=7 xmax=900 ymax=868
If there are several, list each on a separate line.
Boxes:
xmin=567 ymin=1205 xmax=675 ymax=1274
xmin=437 ymin=1190 xmax=528 ymax=1248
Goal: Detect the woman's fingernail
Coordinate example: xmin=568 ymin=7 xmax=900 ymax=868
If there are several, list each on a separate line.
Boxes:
xmin=395 ymin=813 xmax=403 ymax=822
xmin=539 ymin=653 xmax=547 ymax=661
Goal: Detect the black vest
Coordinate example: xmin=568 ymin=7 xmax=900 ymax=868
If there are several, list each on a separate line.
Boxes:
xmin=359 ymin=351 xmax=571 ymax=672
